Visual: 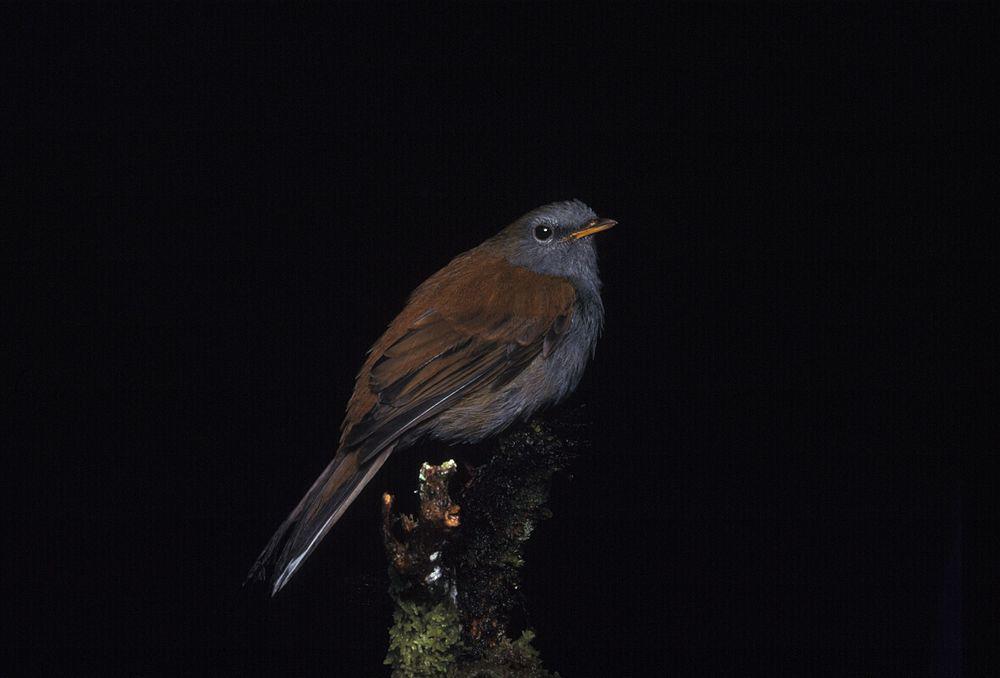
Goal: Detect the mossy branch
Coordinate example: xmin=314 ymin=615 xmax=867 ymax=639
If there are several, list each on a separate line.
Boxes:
xmin=382 ymin=417 xmax=578 ymax=677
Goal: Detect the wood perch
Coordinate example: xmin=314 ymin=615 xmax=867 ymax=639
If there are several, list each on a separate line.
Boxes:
xmin=382 ymin=417 xmax=580 ymax=677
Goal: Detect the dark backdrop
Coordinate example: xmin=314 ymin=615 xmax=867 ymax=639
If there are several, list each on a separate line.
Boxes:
xmin=6 ymin=4 xmax=994 ymax=677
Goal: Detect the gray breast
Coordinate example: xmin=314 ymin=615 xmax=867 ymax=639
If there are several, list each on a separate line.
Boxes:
xmin=534 ymin=290 xmax=604 ymax=405
xmin=427 ymin=290 xmax=604 ymax=443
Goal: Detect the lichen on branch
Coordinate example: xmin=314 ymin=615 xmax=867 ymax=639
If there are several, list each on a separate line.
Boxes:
xmin=382 ymin=417 xmax=578 ymax=676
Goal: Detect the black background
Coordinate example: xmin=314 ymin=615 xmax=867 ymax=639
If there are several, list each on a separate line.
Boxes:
xmin=5 ymin=4 xmax=995 ymax=677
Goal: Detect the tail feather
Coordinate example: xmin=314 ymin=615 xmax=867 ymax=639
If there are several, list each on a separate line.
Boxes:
xmin=247 ymin=445 xmax=394 ymax=595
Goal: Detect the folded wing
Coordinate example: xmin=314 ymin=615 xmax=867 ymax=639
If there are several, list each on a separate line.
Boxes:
xmin=253 ymin=253 xmax=576 ymax=594
xmin=342 ymin=253 xmax=578 ymax=462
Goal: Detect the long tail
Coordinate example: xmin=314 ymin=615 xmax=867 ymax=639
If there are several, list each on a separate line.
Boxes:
xmin=247 ymin=445 xmax=394 ymax=596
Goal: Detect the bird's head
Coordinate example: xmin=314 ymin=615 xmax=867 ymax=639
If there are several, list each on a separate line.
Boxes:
xmin=488 ymin=199 xmax=615 ymax=293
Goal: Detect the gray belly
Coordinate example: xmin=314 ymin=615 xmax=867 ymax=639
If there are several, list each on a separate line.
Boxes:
xmin=425 ymin=296 xmax=602 ymax=443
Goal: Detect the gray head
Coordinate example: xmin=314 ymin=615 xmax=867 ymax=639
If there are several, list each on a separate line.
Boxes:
xmin=484 ymin=199 xmax=615 ymax=296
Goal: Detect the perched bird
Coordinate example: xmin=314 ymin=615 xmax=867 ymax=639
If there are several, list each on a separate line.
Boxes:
xmin=249 ymin=200 xmax=615 ymax=595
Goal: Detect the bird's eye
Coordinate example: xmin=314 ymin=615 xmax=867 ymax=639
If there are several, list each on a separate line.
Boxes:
xmin=533 ymin=224 xmax=554 ymax=242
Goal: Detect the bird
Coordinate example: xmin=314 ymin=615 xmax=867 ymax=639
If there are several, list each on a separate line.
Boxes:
xmin=248 ymin=199 xmax=615 ymax=595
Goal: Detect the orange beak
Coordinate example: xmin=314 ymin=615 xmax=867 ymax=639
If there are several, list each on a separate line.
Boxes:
xmin=563 ymin=217 xmax=617 ymax=241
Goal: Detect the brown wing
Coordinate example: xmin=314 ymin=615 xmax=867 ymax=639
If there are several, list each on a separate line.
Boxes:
xmin=340 ymin=251 xmax=576 ymax=464
xmin=248 ymin=250 xmax=577 ymax=595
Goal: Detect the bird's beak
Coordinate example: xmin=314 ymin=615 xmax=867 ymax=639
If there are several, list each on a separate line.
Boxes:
xmin=563 ymin=217 xmax=617 ymax=241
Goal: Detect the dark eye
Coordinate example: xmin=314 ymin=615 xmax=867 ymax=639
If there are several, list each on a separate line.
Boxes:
xmin=533 ymin=224 xmax=553 ymax=242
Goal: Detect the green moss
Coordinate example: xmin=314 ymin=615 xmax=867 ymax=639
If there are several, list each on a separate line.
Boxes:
xmin=452 ymin=419 xmax=576 ymax=657
xmin=448 ymin=630 xmax=558 ymax=678
xmin=385 ymin=594 xmax=462 ymax=677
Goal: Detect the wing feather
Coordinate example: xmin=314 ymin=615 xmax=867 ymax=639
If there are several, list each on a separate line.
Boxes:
xmin=340 ymin=253 xmax=578 ymax=465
